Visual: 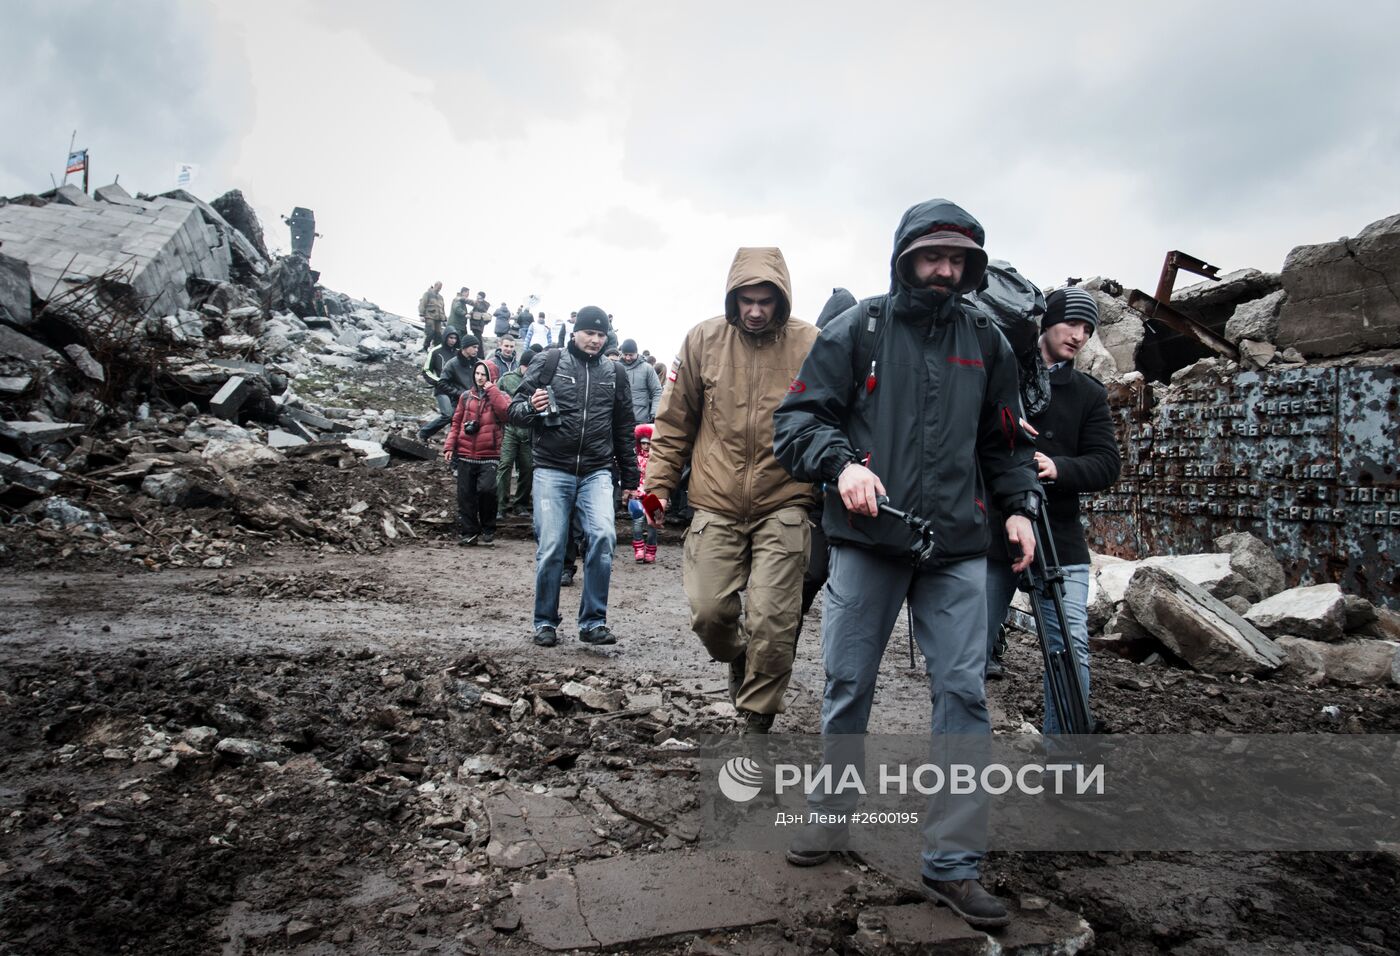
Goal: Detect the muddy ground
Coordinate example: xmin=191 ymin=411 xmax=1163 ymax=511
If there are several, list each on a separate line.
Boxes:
xmin=2 ymin=533 xmax=1398 ymax=955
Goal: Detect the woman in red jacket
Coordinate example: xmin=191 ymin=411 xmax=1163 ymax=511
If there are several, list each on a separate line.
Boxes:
xmin=443 ymin=361 xmax=511 ymax=546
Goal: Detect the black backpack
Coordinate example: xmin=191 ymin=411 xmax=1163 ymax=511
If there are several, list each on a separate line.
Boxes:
xmin=966 ymin=260 xmax=1049 ymax=416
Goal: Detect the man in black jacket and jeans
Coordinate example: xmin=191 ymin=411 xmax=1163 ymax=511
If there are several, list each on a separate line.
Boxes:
xmin=510 ymin=306 xmax=640 ymax=648
xmin=773 ymin=199 xmax=1041 ymax=930
xmin=984 ymin=287 xmax=1121 ymax=723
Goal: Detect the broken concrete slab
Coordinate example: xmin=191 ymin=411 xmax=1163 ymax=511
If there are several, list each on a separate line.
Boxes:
xmin=1124 ymin=566 xmax=1285 ymax=674
xmin=0 ymin=251 xmax=33 ymax=329
xmin=210 ymin=189 xmax=271 ymax=262
xmin=342 ymin=439 xmax=389 ymax=469
xmin=63 ymin=343 xmax=105 ymax=382
xmin=282 ymin=406 xmax=342 ymax=433
xmin=1244 ymin=583 xmax=1347 ymax=642
xmin=1092 ymin=290 xmax=1144 ymax=375
xmin=1277 ymin=212 xmax=1400 ymax=357
xmin=559 ymin=680 xmax=624 ymax=712
xmin=140 ymin=471 xmax=229 ymax=508
xmin=513 ymin=850 xmax=862 ymax=951
xmin=0 ymin=324 xmax=61 ymax=364
xmin=51 ymin=184 xmax=96 ymax=207
xmin=1097 ymin=552 xmax=1259 ymax=606
xmin=0 ymin=187 xmax=229 ymax=318
xmin=265 ymin=428 xmax=307 ymax=449
xmin=1213 ymin=532 xmax=1288 ymax=600
xmin=1277 ymin=636 xmax=1400 ymax=688
xmin=202 ymin=438 xmax=281 ymax=471
xmin=383 ymin=434 xmax=435 ymax=461
xmin=484 ymin=786 xmax=604 ymax=869
xmin=209 ymin=375 xmax=253 ymax=420
xmin=0 ymin=451 xmax=61 ymax=493
xmin=0 ymin=420 xmax=86 ymax=455
xmin=0 ymin=375 xmax=33 ymax=396
xmin=1342 ymin=594 xmax=1379 ymax=633
xmin=1237 ymin=338 xmax=1278 ymax=370
xmin=1224 ymin=288 xmax=1285 ymax=345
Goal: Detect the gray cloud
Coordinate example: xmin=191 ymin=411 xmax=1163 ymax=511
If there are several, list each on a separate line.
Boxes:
xmin=0 ymin=1 xmax=252 ymax=196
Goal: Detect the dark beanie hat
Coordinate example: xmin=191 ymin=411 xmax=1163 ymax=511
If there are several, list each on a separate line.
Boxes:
xmin=458 ymin=334 xmax=481 ymax=350
xmin=519 ymin=348 xmax=535 ymax=367
xmin=620 ymin=338 xmax=638 ymax=353
xmin=1043 ymin=287 xmax=1099 ymax=335
xmin=574 ymin=305 xmax=609 ymax=334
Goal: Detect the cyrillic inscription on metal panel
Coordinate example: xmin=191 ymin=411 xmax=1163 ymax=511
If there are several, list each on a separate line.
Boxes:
xmin=1084 ymin=364 xmax=1399 ymax=608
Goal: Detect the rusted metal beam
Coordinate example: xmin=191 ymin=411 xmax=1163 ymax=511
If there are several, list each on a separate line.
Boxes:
xmin=1155 ymin=250 xmax=1221 ymax=303
xmin=1126 ymin=288 xmax=1241 ymax=363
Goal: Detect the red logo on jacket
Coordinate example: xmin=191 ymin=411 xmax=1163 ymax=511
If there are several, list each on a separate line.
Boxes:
xmin=788 ymin=379 xmax=806 ymax=394
xmin=947 ymin=356 xmax=984 ymax=368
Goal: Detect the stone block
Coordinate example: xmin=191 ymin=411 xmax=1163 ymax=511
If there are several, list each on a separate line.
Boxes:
xmin=92 ymin=182 xmax=138 ymax=206
xmin=342 ymin=439 xmax=389 ymax=468
xmin=1213 ymin=532 xmax=1287 ymax=599
xmin=266 ymin=428 xmax=306 ymax=449
xmin=0 ymin=324 xmax=60 ymax=363
xmin=1224 ymin=289 xmax=1286 ymax=344
xmin=1245 ymin=583 xmax=1347 ymax=642
xmin=211 ymin=189 xmax=271 ymax=261
xmin=209 ymin=376 xmax=252 ymax=420
xmin=1093 ymin=291 xmax=1144 ymax=374
xmin=1276 ymin=212 xmax=1400 ymax=357
xmin=52 ymin=184 xmax=96 ymax=207
xmin=1277 ymin=636 xmax=1400 ymax=688
xmin=0 ymin=420 xmax=86 ymax=455
xmin=1124 ymin=566 xmax=1285 ymax=674
xmin=0 ymin=375 xmax=32 ymax=396
xmin=63 ymin=344 xmax=105 ymax=382
xmin=283 ymin=406 xmax=342 ymax=433
xmin=0 ymin=451 xmax=61 ymax=493
xmin=0 ymin=251 xmax=33 ymax=328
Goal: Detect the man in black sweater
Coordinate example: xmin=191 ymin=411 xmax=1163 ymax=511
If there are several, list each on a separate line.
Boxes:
xmin=984 ymin=287 xmax=1121 ymax=736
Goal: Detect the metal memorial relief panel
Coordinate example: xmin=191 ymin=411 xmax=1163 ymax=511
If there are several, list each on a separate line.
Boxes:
xmin=1084 ymin=364 xmax=1399 ymax=607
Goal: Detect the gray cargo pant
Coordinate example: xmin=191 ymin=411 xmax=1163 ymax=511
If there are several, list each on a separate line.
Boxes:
xmin=812 ymin=545 xmax=990 ymax=881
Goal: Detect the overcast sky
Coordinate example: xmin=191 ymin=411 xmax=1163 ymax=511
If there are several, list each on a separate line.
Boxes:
xmin=3 ymin=0 xmax=1398 ymax=360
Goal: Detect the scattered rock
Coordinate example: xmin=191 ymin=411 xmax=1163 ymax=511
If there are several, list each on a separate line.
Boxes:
xmin=1245 ymin=583 xmax=1347 ymax=642
xmin=1124 ymin=566 xmax=1285 ymax=674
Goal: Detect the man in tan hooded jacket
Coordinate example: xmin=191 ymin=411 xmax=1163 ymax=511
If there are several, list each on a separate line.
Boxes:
xmin=645 ymin=247 xmax=819 ymax=732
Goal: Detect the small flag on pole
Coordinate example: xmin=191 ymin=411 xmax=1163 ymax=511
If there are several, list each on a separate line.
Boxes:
xmin=65 ymin=149 xmax=88 ymax=175
xmin=175 ymin=163 xmax=198 ymax=188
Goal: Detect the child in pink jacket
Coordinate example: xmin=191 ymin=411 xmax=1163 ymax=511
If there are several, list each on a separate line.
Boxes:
xmin=631 ymin=423 xmax=658 ymax=563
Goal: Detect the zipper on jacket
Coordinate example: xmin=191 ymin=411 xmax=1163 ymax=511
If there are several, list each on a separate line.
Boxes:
xmin=575 ymin=358 xmax=590 ymax=475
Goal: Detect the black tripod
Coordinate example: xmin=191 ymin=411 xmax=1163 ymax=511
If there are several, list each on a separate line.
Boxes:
xmin=1016 ymin=495 xmax=1094 ymax=735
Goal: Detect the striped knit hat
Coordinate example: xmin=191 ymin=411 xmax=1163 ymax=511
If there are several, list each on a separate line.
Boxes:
xmin=1043 ymin=287 xmax=1099 ymax=335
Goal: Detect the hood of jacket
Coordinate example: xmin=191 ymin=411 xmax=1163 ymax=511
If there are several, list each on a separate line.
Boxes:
xmin=815 ymin=287 xmax=857 ymax=330
xmin=888 ymin=199 xmax=989 ymax=321
xmin=723 ymin=247 xmax=792 ymax=340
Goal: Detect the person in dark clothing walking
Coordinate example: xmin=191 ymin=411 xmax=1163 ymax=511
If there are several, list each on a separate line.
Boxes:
xmin=495 ymin=348 xmax=535 ymax=518
xmin=509 ymin=306 xmax=640 ymax=648
xmin=417 ymin=330 xmax=464 ymax=441
xmin=983 ymin=287 xmax=1121 ymax=714
xmin=773 ymin=199 xmax=1040 ymax=930
xmin=443 ymin=361 xmax=511 ymax=545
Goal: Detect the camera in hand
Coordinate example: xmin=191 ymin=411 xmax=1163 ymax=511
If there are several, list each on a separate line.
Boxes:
xmin=542 ymin=386 xmax=562 ymax=427
xmin=463 ymin=419 xmax=480 ymax=435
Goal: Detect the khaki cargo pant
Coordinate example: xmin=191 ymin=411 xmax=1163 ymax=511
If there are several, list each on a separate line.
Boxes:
xmin=683 ymin=506 xmax=810 ymax=715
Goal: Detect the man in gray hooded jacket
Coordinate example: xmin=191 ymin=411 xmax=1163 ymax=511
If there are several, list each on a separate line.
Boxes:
xmin=774 ymin=199 xmax=1040 ymax=930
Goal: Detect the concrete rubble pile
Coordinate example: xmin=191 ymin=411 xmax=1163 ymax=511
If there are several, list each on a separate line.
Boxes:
xmin=0 ymin=180 xmax=441 ymax=566
xmin=1053 ymin=530 xmax=1400 ymax=689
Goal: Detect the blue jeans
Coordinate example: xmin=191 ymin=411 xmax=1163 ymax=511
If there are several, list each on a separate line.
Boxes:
xmin=532 ymin=468 xmax=616 ymax=633
xmin=814 ymin=546 xmax=990 ymax=882
xmin=419 ymin=393 xmax=456 ymax=439
xmin=985 ymin=560 xmax=1091 ymax=736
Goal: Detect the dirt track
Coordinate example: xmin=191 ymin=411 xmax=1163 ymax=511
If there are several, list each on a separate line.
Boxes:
xmin=2 ymin=535 xmax=1398 ymax=953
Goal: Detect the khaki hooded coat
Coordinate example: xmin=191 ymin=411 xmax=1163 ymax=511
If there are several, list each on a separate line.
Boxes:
xmin=646 ymin=247 xmax=819 ymax=520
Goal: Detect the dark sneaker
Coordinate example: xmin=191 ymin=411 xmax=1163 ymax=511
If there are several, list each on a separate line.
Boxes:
xmin=579 ymin=625 xmax=616 ymax=646
xmin=922 ymin=877 xmax=1010 ymax=929
xmin=740 ymin=710 xmax=774 ymax=735
xmin=985 ymin=658 xmax=1006 ymax=681
xmin=560 ymin=570 xmax=575 ymax=587
xmin=785 ymin=822 xmax=848 ymax=867
xmin=481 ymin=533 xmax=495 ymax=546
xmin=533 ymin=626 xmax=558 ymax=648
xmin=727 ymin=656 xmax=746 ymax=704
xmin=459 ymin=534 xmax=479 ymax=547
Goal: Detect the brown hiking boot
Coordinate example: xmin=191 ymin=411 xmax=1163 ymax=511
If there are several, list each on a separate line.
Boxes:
xmin=922 ymin=876 xmax=1010 ymax=929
